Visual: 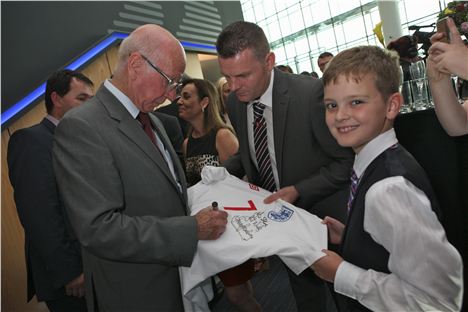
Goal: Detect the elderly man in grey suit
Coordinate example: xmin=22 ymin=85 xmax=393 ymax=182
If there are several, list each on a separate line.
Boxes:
xmin=216 ymin=21 xmax=354 ymax=311
xmin=53 ymin=24 xmax=228 ymax=312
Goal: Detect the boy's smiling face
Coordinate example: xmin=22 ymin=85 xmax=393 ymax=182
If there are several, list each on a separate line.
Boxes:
xmin=324 ymin=73 xmax=400 ymax=154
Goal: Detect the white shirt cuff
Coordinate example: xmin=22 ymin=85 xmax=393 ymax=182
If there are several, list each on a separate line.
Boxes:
xmin=334 ymin=261 xmax=365 ymax=300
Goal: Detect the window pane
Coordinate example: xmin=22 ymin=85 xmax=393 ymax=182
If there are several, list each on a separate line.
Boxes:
xmin=294 ymin=36 xmax=310 ymax=55
xmin=239 ymin=0 xmax=442 ymax=78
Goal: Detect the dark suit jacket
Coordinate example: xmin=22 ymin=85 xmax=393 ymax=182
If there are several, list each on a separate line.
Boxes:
xmin=224 ymin=69 xmax=354 ymax=219
xmin=53 ymin=86 xmax=198 ymax=311
xmin=152 ymin=111 xmax=184 ymax=167
xmin=156 ymin=100 xmax=189 ymax=138
xmin=7 ymin=118 xmax=82 ymax=302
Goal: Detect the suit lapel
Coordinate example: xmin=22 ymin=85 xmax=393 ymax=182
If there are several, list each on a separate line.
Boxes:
xmin=272 ymin=69 xmax=289 ymax=184
xmin=96 ymin=87 xmax=183 ymax=197
xmin=237 ymin=99 xmax=257 ymax=180
xmin=149 ymin=114 xmax=188 ymax=204
xmin=41 ymin=117 xmax=56 ymax=134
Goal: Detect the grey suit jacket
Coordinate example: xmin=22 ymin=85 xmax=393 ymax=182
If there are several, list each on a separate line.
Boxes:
xmin=224 ymin=69 xmax=354 ymax=219
xmin=53 ymin=86 xmax=197 ymax=312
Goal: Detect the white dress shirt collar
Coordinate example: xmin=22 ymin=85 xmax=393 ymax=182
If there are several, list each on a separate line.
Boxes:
xmin=46 ymin=114 xmax=60 ymax=126
xmin=104 ymin=79 xmax=140 ymax=118
xmin=353 ymin=128 xmax=398 ymax=179
xmin=248 ymin=69 xmax=274 ymax=108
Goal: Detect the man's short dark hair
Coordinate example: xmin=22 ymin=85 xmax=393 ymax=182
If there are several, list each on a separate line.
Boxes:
xmin=216 ymin=21 xmax=270 ymax=60
xmin=45 ymin=69 xmax=93 ymax=114
xmin=318 ymin=52 xmax=334 ymax=59
xmin=277 ymin=65 xmax=293 ymax=74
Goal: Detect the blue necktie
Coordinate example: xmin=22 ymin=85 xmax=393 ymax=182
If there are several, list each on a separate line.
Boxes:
xmin=347 ymin=170 xmax=359 ymax=214
xmin=253 ymin=102 xmax=276 ymax=192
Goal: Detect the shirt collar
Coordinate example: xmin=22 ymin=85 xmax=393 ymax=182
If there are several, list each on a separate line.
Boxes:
xmin=353 ymin=128 xmax=398 ymax=178
xmin=46 ymin=114 xmax=60 ymax=126
xmin=248 ymin=69 xmax=274 ymax=108
xmin=104 ymin=79 xmax=140 ymax=118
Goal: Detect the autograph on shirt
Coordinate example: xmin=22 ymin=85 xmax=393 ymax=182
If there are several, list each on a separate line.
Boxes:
xmin=231 ymin=212 xmax=268 ymax=241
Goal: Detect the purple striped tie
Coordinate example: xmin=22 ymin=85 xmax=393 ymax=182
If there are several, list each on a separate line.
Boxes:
xmin=347 ymin=170 xmax=359 ymax=213
xmin=253 ymin=101 xmax=276 ymax=192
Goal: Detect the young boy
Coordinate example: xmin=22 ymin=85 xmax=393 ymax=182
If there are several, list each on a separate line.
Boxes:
xmin=310 ymin=46 xmax=463 ymax=311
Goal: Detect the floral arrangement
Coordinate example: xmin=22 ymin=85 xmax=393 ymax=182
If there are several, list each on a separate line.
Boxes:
xmin=438 ymin=1 xmax=468 ymax=36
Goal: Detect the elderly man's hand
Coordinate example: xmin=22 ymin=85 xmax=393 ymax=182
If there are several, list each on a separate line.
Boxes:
xmin=195 ymin=207 xmax=228 ymax=240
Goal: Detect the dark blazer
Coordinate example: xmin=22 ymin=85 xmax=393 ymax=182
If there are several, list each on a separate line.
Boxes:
xmin=7 ymin=118 xmax=82 ymax=302
xmin=152 ymin=111 xmax=184 ymax=167
xmin=224 ymin=69 xmax=354 ymax=218
xmin=53 ymin=86 xmax=198 ymax=312
xmin=156 ymin=100 xmax=189 ymax=138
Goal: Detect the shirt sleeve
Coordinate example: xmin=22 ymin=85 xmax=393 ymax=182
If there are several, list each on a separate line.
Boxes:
xmin=334 ymin=176 xmax=463 ymax=311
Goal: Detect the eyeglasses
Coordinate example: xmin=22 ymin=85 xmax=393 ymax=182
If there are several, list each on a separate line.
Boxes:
xmin=140 ymin=54 xmax=181 ymax=92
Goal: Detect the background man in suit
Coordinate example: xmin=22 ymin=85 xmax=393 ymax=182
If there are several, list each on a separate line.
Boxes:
xmin=8 ymin=69 xmax=94 ymax=311
xmin=152 ymin=111 xmax=185 ymax=167
xmin=216 ymin=21 xmax=353 ymax=311
xmin=317 ymin=52 xmax=334 ymax=75
xmin=52 ymin=24 xmax=227 ymax=312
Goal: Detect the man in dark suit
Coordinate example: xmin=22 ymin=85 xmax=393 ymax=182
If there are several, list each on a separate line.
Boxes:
xmin=7 ymin=69 xmax=94 ymax=311
xmin=52 ymin=24 xmax=227 ymax=312
xmin=152 ymin=111 xmax=185 ymax=167
xmin=216 ymin=21 xmax=354 ymax=311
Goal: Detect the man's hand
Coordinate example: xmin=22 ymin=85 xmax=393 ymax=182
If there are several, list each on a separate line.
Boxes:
xmin=322 ymin=216 xmax=345 ymax=245
xmin=65 ymin=273 xmax=85 ymax=297
xmin=195 ymin=206 xmax=228 ymax=240
xmin=310 ymin=249 xmax=343 ymax=283
xmin=263 ymin=185 xmax=299 ymax=204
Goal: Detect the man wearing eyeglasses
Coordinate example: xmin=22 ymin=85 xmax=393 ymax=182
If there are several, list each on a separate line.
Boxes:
xmin=53 ymin=24 xmax=228 ymax=312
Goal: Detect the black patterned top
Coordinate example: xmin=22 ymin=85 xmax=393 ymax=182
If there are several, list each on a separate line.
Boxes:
xmin=185 ymin=129 xmax=220 ymax=186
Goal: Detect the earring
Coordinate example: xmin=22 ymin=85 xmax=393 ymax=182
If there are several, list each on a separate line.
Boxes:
xmin=202 ymin=106 xmax=205 ymax=113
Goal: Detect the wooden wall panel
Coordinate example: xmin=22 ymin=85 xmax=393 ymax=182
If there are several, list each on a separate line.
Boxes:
xmin=106 ymin=45 xmax=120 ymax=76
xmin=81 ymin=52 xmax=112 ymax=90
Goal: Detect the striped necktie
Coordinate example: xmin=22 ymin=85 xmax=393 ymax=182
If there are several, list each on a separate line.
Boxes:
xmin=347 ymin=169 xmax=359 ymax=214
xmin=253 ymin=101 xmax=276 ymax=192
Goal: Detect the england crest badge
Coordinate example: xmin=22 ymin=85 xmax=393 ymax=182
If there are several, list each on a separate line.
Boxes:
xmin=268 ymin=205 xmax=294 ymax=222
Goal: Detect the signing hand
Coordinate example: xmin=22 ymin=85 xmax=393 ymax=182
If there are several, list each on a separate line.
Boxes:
xmin=322 ymin=216 xmax=345 ymax=245
xmin=310 ymin=249 xmax=343 ymax=283
xmin=195 ymin=206 xmax=228 ymax=240
xmin=65 ymin=273 xmax=85 ymax=297
xmin=263 ymin=185 xmax=299 ymax=204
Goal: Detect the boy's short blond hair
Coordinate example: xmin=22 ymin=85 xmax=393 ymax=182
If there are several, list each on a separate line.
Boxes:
xmin=322 ymin=46 xmax=401 ymax=101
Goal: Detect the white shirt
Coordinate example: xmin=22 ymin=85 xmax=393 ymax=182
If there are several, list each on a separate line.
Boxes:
xmin=247 ymin=70 xmax=280 ymax=190
xmin=334 ymin=129 xmax=463 ymax=311
xmin=104 ymin=80 xmax=181 ymax=190
xmin=181 ymin=166 xmax=327 ymax=309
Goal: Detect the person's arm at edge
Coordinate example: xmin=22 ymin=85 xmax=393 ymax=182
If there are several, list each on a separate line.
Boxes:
xmin=428 ymin=17 xmax=468 ymax=136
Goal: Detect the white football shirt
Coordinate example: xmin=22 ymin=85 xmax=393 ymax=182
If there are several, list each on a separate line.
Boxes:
xmin=180 ymin=166 xmax=327 ymax=310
